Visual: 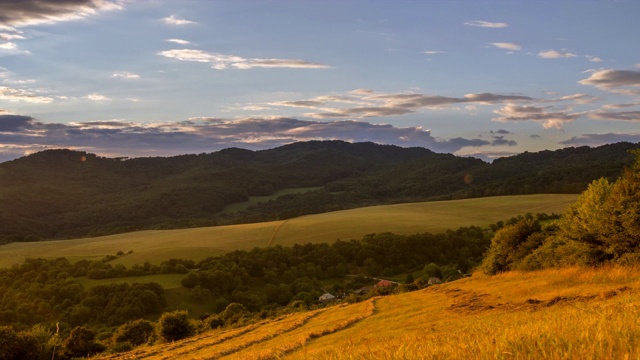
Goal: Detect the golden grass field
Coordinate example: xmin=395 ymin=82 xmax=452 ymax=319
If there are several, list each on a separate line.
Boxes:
xmin=0 ymin=194 xmax=577 ymax=268
xmin=94 ymin=265 xmax=640 ymax=360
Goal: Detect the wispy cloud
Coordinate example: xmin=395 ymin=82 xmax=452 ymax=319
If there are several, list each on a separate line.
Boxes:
xmin=0 ymin=0 xmax=123 ymax=28
xmin=166 ymin=38 xmax=191 ymax=45
xmin=0 ymin=115 xmax=508 ymax=161
xmin=162 ymin=15 xmax=197 ymax=26
xmin=560 ymin=133 xmax=640 ymax=147
xmin=270 ymin=90 xmax=534 ymax=119
xmin=464 ymin=20 xmax=509 ymax=28
xmin=579 ymin=69 xmax=640 ymax=95
xmin=112 ymin=71 xmax=140 ymax=79
xmin=538 ymin=49 xmax=577 ymax=59
xmin=586 ymin=55 xmax=603 ymax=63
xmin=158 ymin=49 xmax=330 ymax=70
xmin=84 ymin=93 xmax=110 ymax=101
xmin=493 ymin=104 xmax=580 ymax=129
xmin=588 ymin=110 xmax=640 ymax=122
xmin=423 ymin=50 xmax=446 ymax=55
xmin=0 ymin=86 xmax=53 ymax=103
xmin=491 ymin=42 xmax=521 ymax=51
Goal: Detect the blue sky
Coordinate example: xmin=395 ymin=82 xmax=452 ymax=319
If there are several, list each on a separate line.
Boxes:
xmin=1 ymin=0 xmax=640 ymax=162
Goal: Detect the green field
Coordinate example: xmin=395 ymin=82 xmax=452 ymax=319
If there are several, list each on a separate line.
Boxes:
xmin=0 ymin=194 xmax=577 ymax=268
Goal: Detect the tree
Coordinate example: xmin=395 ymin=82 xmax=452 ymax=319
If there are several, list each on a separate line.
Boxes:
xmin=157 ymin=310 xmax=195 ymax=342
xmin=480 ymin=217 xmax=542 ymax=275
xmin=113 ymin=319 xmax=155 ymax=347
xmin=63 ymin=326 xmax=105 ymax=358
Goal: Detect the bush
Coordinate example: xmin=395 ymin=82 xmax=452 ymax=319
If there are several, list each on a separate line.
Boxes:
xmin=157 ymin=310 xmax=195 ymax=342
xmin=113 ymin=319 xmax=155 ymax=347
xmin=63 ymin=326 xmax=105 ymax=358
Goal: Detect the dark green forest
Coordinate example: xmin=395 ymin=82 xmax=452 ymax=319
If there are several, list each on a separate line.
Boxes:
xmin=0 ymin=140 xmax=637 ymax=242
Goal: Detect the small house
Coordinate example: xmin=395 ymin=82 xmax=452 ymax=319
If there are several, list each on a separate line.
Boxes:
xmin=375 ymin=279 xmax=394 ymax=287
xmin=354 ymin=286 xmax=372 ymax=296
xmin=319 ymin=293 xmax=336 ymax=302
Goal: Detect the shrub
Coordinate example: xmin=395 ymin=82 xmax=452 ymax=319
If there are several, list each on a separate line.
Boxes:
xmin=157 ymin=310 xmax=195 ymax=342
xmin=113 ymin=319 xmax=155 ymax=346
xmin=63 ymin=326 xmax=105 ymax=358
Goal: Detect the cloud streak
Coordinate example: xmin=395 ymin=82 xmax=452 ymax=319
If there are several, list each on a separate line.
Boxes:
xmin=158 ymin=49 xmax=330 ymax=70
xmin=0 ymin=86 xmax=53 ymax=103
xmin=270 ymin=90 xmax=534 ymax=119
xmin=579 ymin=69 xmax=640 ymax=94
xmin=538 ymin=50 xmax=577 ymax=59
xmin=162 ymin=15 xmax=197 ymax=26
xmin=0 ymin=0 xmax=123 ymax=28
xmin=493 ymin=104 xmax=580 ymax=129
xmin=464 ymin=20 xmax=509 ymax=28
xmin=0 ymin=114 xmax=509 ymax=162
xmin=491 ymin=42 xmax=521 ymax=51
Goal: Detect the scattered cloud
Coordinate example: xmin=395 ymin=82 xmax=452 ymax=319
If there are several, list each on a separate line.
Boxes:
xmin=112 ymin=71 xmax=140 ymax=79
xmin=162 ymin=15 xmax=197 ymax=26
xmin=0 ymin=115 xmax=511 ymax=161
xmin=586 ymin=55 xmax=603 ymax=63
xmin=423 ymin=50 xmax=445 ymax=55
xmin=579 ymin=69 xmax=640 ymax=94
xmin=270 ymin=90 xmax=534 ymax=120
xmin=538 ymin=50 xmax=577 ymax=59
xmin=0 ymin=0 xmax=123 ymax=28
xmin=84 ymin=93 xmax=110 ymax=101
xmin=560 ymin=133 xmax=640 ymax=147
xmin=491 ymin=42 xmax=521 ymax=51
xmin=493 ymin=104 xmax=580 ymax=129
xmin=464 ymin=20 xmax=509 ymax=28
xmin=0 ymin=86 xmax=53 ymax=103
xmin=588 ymin=110 xmax=640 ymax=122
xmin=0 ymin=33 xmax=25 ymax=40
xmin=0 ymin=42 xmax=17 ymax=50
xmin=158 ymin=48 xmax=330 ymax=70
xmin=166 ymin=38 xmax=191 ymax=45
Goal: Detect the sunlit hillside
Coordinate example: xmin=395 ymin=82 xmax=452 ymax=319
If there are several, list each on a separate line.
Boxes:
xmin=94 ymin=265 xmax=640 ymax=359
xmin=0 ymin=194 xmax=577 ymax=268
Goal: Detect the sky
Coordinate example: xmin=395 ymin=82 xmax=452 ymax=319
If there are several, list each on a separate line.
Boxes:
xmin=1 ymin=0 xmax=640 ymax=163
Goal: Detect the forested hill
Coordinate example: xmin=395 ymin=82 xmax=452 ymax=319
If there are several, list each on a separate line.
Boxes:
xmin=0 ymin=140 xmax=637 ymax=242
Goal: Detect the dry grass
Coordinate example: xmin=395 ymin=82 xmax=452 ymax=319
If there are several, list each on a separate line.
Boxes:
xmin=98 ymin=265 xmax=640 ymax=360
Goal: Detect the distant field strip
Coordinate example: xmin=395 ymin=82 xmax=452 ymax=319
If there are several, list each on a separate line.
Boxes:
xmin=0 ymin=194 xmax=577 ymax=267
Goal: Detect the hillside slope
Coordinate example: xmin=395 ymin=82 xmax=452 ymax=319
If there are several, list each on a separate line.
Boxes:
xmin=0 ymin=194 xmax=577 ymax=268
xmin=95 ymin=266 xmax=640 ymax=359
xmin=0 ymin=140 xmax=636 ymax=242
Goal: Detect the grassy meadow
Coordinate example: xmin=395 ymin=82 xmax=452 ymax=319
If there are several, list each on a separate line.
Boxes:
xmin=95 ymin=265 xmax=640 ymax=360
xmin=0 ymin=194 xmax=577 ymax=268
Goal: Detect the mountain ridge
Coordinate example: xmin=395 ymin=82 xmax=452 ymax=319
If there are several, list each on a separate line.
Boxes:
xmin=0 ymin=140 xmax=637 ymax=242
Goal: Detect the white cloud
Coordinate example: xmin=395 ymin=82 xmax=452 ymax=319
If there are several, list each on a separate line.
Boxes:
xmin=586 ymin=55 xmax=603 ymax=63
xmin=85 ymin=93 xmax=110 ymax=101
xmin=112 ymin=71 xmax=140 ymax=79
xmin=270 ymin=90 xmax=533 ymax=119
xmin=0 ymin=86 xmax=53 ymax=103
xmin=0 ymin=33 xmax=25 ymax=40
xmin=588 ymin=110 xmax=640 ymax=122
xmin=423 ymin=50 xmax=445 ymax=54
xmin=538 ymin=50 xmax=577 ymax=59
xmin=0 ymin=42 xmax=17 ymax=50
xmin=464 ymin=20 xmax=509 ymax=28
xmin=579 ymin=69 xmax=640 ymax=94
xmin=493 ymin=104 xmax=580 ymax=129
xmin=162 ymin=15 xmax=196 ymax=26
xmin=491 ymin=42 xmax=521 ymax=51
xmin=166 ymin=38 xmax=191 ymax=45
xmin=158 ymin=49 xmax=330 ymax=70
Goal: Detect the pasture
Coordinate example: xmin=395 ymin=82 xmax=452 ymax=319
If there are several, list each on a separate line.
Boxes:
xmin=0 ymin=194 xmax=577 ymax=268
xmin=95 ymin=265 xmax=640 ymax=360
